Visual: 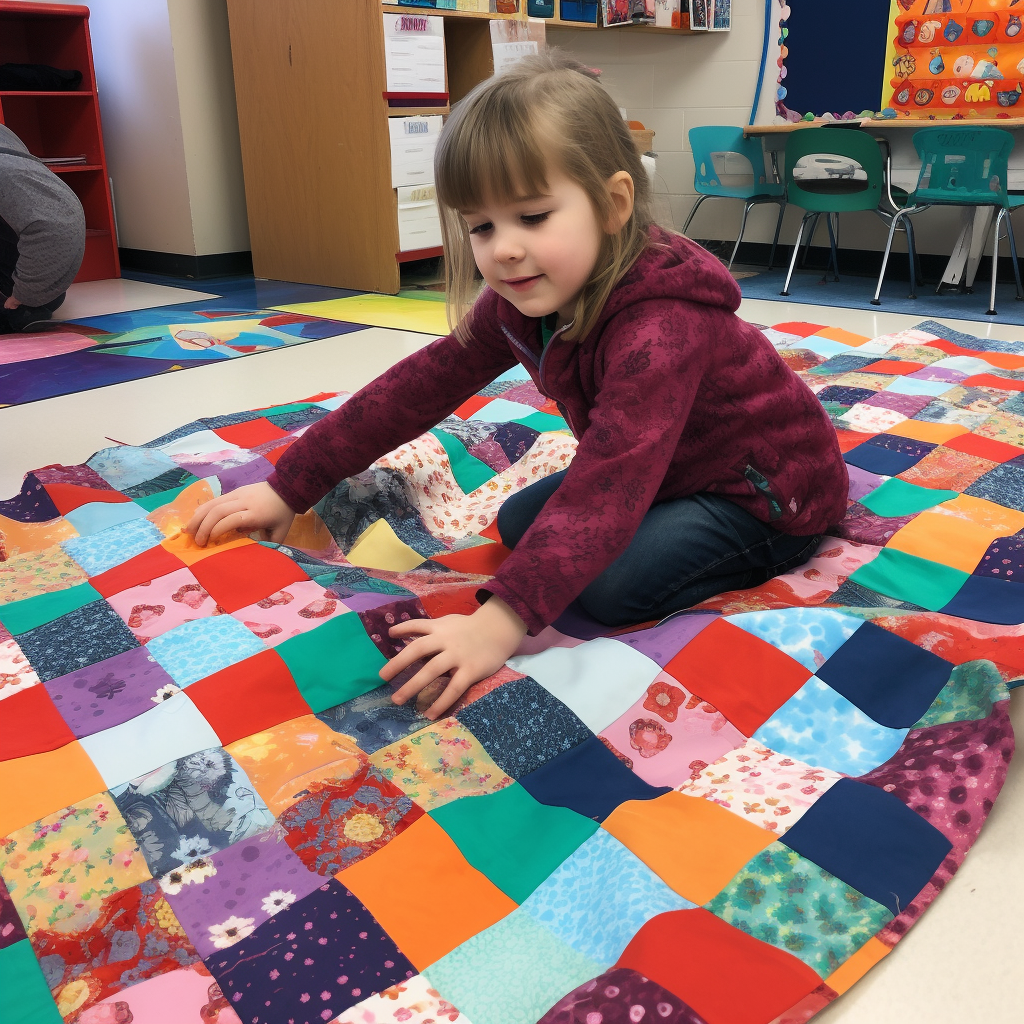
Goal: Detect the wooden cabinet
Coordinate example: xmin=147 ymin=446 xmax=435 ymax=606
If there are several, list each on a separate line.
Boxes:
xmin=0 ymin=1 xmax=119 ymax=283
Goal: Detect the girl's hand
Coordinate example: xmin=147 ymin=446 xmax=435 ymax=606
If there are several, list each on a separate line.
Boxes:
xmin=185 ymin=482 xmax=296 ymax=547
xmin=381 ymin=596 xmax=528 ymax=720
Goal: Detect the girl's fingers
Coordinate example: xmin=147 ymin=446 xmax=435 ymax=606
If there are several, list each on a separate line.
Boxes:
xmin=206 ymin=509 xmax=254 ymax=544
xmin=190 ymin=498 xmax=241 ymax=546
xmin=391 ymin=652 xmax=455 ymax=706
xmin=388 ymin=619 xmax=435 ymax=638
xmin=378 ymin=631 xmax=443 ymax=682
xmin=423 ymin=668 xmax=473 ymax=721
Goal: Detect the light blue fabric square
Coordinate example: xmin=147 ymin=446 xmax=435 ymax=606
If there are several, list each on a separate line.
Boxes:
xmin=798 ymin=337 xmax=852 ymax=357
xmin=62 ymin=517 xmax=165 ymax=575
xmin=316 ymin=395 xmax=349 ymax=411
xmin=146 ymin=615 xmax=265 ymax=687
xmin=727 ymin=608 xmax=865 ymax=675
xmin=78 ymin=691 xmax=221 ymax=788
xmin=469 ymin=398 xmax=542 ymax=423
xmin=882 ymin=376 xmax=955 ymax=397
xmin=491 ymin=364 xmax=531 ymax=385
xmin=64 ymin=500 xmax=149 ymax=537
xmin=87 ymin=446 xmax=180 ymax=490
xmin=520 ymin=829 xmax=693 ymax=966
xmin=155 ymin=429 xmax=243 ymax=457
xmin=753 ymin=676 xmax=908 ymax=776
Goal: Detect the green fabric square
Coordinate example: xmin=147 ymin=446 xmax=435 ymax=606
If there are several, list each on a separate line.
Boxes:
xmin=517 ymin=411 xmax=569 ymax=433
xmin=257 ymin=401 xmax=315 ymax=417
xmin=423 ymin=909 xmax=602 ymax=1024
xmin=430 ymin=428 xmax=497 ymax=494
xmin=276 ymin=612 xmax=387 ymax=712
xmin=0 ymin=940 xmax=63 ymax=1024
xmin=859 ymin=478 xmax=958 ymax=518
xmin=913 ymin=660 xmax=1009 ymax=729
xmin=0 ymin=582 xmax=103 ymax=636
xmin=705 ymin=842 xmax=892 ymax=978
xmin=133 ymin=482 xmax=196 ymax=512
xmin=849 ymin=548 xmax=969 ymax=611
xmin=430 ymin=782 xmax=598 ymax=904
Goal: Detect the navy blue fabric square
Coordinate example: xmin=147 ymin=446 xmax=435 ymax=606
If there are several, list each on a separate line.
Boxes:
xmin=122 ymin=466 xmax=197 ymax=500
xmin=843 ymin=444 xmax=921 ymax=477
xmin=0 ymin=472 xmax=60 ymax=523
xmin=316 ymin=683 xmax=427 ymax=754
xmin=15 ymin=600 xmax=139 ymax=682
xmin=964 ymin=460 xmax=1024 ymax=513
xmin=816 ymin=621 xmax=952 ymax=727
xmin=456 ymin=675 xmax=592 ymax=779
xmin=814 ymin=385 xmax=877 ymax=407
xmin=972 ymin=529 xmax=1024 ymax=581
xmin=781 ymin=778 xmax=952 ymax=917
xmin=518 ymin=735 xmax=671 ymax=822
xmin=865 ymin=434 xmax=937 ymax=461
xmin=940 ymin=574 xmax=1024 ymax=626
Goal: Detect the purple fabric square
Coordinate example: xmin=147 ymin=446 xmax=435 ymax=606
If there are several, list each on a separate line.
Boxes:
xmin=357 ymin=598 xmax=427 ymax=659
xmin=847 ymin=464 xmax=887 ymax=503
xmin=863 ymin=391 xmax=933 ymax=417
xmin=615 ymin=612 xmax=719 ymax=666
xmin=908 ymin=366 xmax=967 ymax=384
xmin=217 ymin=456 xmax=276 ymax=493
xmin=833 ymin=503 xmax=918 ymax=546
xmin=204 ymin=876 xmax=415 ymax=1024
xmin=0 ymin=472 xmax=60 ymax=523
xmin=335 ymin=590 xmax=403 ymax=614
xmin=972 ymin=530 xmax=1024 ymax=582
xmin=163 ymin=827 xmax=324 ymax=958
xmin=34 ymin=463 xmax=116 ymax=491
xmin=44 ymin=645 xmax=177 ymax=737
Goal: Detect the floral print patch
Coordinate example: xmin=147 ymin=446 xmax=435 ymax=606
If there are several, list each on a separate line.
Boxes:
xmin=106 ymin=566 xmax=220 ymax=644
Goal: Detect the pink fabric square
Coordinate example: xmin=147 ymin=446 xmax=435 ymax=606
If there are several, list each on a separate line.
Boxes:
xmin=107 ymin=566 xmax=219 ymax=643
xmin=600 ymin=670 xmax=745 ymax=788
xmin=231 ymin=579 xmax=349 ymax=646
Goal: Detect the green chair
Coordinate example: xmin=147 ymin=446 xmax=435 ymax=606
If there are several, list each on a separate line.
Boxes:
xmin=682 ymin=126 xmax=786 ymax=269
xmin=873 ymin=126 xmax=1024 ymax=316
xmin=780 ymin=127 xmax=920 ymax=297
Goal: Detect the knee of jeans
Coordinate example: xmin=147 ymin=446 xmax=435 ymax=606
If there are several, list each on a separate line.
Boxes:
xmin=495 ymin=503 xmax=524 ymax=550
xmin=577 ymin=573 xmax=650 ymax=628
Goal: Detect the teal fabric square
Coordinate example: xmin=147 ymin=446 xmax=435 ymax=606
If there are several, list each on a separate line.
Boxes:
xmin=520 ymin=829 xmax=694 ymax=966
xmin=518 ymin=411 xmax=569 ymax=433
xmin=64 ymin=499 xmax=150 ymax=536
xmin=1 ymin=939 xmax=64 ymax=1024
xmin=859 ymin=478 xmax=958 ymax=518
xmin=727 ymin=608 xmax=865 ymax=675
xmin=0 ymin=582 xmax=102 ymax=635
xmin=705 ymin=842 xmax=893 ymax=978
xmin=423 ymin=909 xmax=603 ymax=1024
xmin=753 ymin=676 xmax=908 ymax=776
xmin=429 ymin=428 xmax=496 ymax=494
xmin=147 ymin=615 xmax=265 ymax=687
xmin=62 ymin=517 xmax=165 ymax=575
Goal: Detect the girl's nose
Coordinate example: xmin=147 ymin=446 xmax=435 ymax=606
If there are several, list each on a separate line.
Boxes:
xmin=492 ymin=231 xmax=525 ymax=263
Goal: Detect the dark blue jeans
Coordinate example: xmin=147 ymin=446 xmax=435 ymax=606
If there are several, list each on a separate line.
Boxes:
xmin=497 ymin=470 xmax=822 ymax=627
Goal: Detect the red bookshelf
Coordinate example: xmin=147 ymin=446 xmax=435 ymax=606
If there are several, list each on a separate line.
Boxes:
xmin=0 ymin=2 xmax=119 ymax=282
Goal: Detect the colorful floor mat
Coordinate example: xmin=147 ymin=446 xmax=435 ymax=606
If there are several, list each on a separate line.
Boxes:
xmin=274 ymin=292 xmax=451 ymax=337
xmin=0 ymin=321 xmax=1020 ymax=1024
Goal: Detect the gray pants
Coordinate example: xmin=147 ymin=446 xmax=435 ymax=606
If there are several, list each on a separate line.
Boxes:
xmin=0 ymin=215 xmax=65 ymax=333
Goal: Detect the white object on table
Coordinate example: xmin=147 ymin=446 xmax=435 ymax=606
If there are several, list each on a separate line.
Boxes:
xmin=383 ymin=13 xmax=446 ymax=95
xmin=388 ymin=115 xmax=442 ymax=189
xmin=397 ymin=184 xmax=443 ymax=252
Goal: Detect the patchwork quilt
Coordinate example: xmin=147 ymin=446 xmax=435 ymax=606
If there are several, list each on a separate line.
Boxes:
xmin=0 ymin=318 xmax=1020 ymax=1024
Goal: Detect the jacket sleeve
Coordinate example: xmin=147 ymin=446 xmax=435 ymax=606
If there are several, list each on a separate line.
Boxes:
xmin=483 ymin=300 xmax=712 ymax=634
xmin=267 ymin=290 xmax=516 ymax=513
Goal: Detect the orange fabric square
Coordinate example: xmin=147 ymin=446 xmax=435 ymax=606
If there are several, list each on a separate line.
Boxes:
xmin=663 ymin=618 xmax=811 ymax=735
xmin=944 ymin=432 xmax=1024 ymax=464
xmin=861 ymin=360 xmax=925 ymax=375
xmin=617 ymin=908 xmax=824 ymax=1024
xmin=886 ymin=419 xmax=969 ymax=444
xmin=0 ymin=742 xmax=105 ymax=835
xmin=962 ymin=373 xmax=1024 ymax=393
xmin=0 ymin=515 xmax=77 ymax=557
xmin=225 ymin=716 xmax=366 ymax=816
xmin=453 ymin=396 xmax=491 ymax=419
xmin=887 ymin=511 xmax=1014 ymax=574
xmin=44 ymin=483 xmax=130 ymax=514
xmin=212 ymin=418 xmax=291 ymax=448
xmin=602 ymin=793 xmax=774 ymax=905
xmin=430 ymin=542 xmax=511 ymax=575
xmin=146 ymin=480 xmax=216 ymax=539
xmin=539 ymin=398 xmax=562 ymax=416
xmin=814 ymin=326 xmax=869 ymax=347
xmin=90 ymin=545 xmax=187 ymax=598
xmin=160 ymin=532 xmax=253 ymax=567
xmin=337 ymin=814 xmax=516 ymax=970
xmin=825 ymin=937 xmax=890 ymax=995
xmin=187 ymin=649 xmax=312 ymax=745
xmin=189 ymin=542 xmax=310 ymax=612
xmin=834 ymin=429 xmax=876 ymax=453
xmin=0 ymin=685 xmax=76 ymax=761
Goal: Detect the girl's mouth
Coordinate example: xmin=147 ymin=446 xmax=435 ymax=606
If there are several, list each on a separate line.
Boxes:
xmin=503 ymin=275 xmax=543 ymax=292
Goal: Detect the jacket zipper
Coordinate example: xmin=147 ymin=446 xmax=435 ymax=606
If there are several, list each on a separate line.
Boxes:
xmin=500 ymin=321 xmax=578 ymax=436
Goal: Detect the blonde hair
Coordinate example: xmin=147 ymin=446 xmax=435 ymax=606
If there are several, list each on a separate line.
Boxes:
xmin=435 ymin=50 xmax=655 ymax=344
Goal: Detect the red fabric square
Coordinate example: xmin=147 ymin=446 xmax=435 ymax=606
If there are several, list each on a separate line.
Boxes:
xmin=45 ymin=483 xmax=131 ymax=514
xmin=663 ymin=618 xmax=811 ymax=735
xmin=834 ymin=429 xmax=876 ymax=454
xmin=861 ymin=360 xmax=925 ymax=376
xmin=420 ymin=584 xmax=482 ymax=618
xmin=962 ymin=373 xmax=1024 ymax=393
xmin=453 ymin=396 xmax=491 ymax=419
xmin=944 ymin=433 xmax=1024 ymax=464
xmin=431 ymin=542 xmax=510 ymax=575
xmin=772 ymin=322 xmax=826 ymax=338
xmin=539 ymin=398 xmax=562 ymax=417
xmin=189 ymin=543 xmax=310 ymax=612
xmin=617 ymin=909 xmax=825 ymax=1024
xmin=212 ymin=418 xmax=291 ymax=448
xmin=90 ymin=545 xmax=187 ymax=597
xmin=927 ymin=338 xmax=1024 ymax=369
xmin=0 ymin=685 xmax=76 ymax=761
xmin=261 ymin=443 xmax=293 ymax=466
xmin=187 ymin=648 xmax=312 ymax=745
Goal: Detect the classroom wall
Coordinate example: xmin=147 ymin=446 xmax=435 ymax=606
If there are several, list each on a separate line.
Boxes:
xmin=550 ymin=0 xmax=1024 ymax=259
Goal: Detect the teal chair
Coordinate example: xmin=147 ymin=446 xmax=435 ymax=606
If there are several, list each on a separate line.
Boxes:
xmin=873 ymin=127 xmax=1024 ymax=316
xmin=780 ymin=127 xmax=921 ymax=297
xmin=682 ymin=126 xmax=786 ymax=269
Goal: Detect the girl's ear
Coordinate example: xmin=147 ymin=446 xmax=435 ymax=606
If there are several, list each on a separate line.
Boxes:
xmin=603 ymin=171 xmax=635 ymax=234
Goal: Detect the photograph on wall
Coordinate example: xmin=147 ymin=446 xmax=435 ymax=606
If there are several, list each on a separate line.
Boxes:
xmin=690 ymin=0 xmax=709 ymax=31
xmin=710 ymin=0 xmax=731 ymax=31
xmin=602 ymin=0 xmax=655 ymax=25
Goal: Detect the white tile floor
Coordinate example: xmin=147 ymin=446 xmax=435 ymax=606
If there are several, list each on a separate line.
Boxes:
xmin=1 ymin=279 xmax=1021 ymax=1022
xmin=51 ymin=278 xmax=216 ymax=320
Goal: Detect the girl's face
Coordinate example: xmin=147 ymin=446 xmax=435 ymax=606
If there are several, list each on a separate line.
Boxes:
xmin=461 ymin=169 xmax=605 ymax=325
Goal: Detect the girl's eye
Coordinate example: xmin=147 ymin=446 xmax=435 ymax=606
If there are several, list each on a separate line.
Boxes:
xmin=468 ymin=222 xmax=492 ymax=235
xmin=521 ymin=212 xmax=550 ymax=225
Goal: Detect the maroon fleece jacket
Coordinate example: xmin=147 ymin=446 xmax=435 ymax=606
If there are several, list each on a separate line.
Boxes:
xmin=268 ymin=228 xmax=848 ymax=634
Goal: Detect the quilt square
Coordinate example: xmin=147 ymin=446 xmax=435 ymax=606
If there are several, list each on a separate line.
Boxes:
xmin=336 ymin=973 xmax=476 ymax=1024
xmin=843 ymin=441 xmax=919 ymax=476
xmin=146 ymin=615 xmax=266 ymax=688
xmin=430 ymin=782 xmax=599 ymax=904
xmin=600 ymin=671 xmax=746 ymax=788
xmin=232 ymin=578 xmax=349 ymax=646
xmin=834 ymin=503 xmax=918 ymax=546
xmin=886 ymin=508 xmax=1022 ymax=575
xmin=614 ymin=613 xmax=718 ymax=666
xmin=87 ymin=444 xmax=181 ymax=491
xmin=338 ymin=814 xmax=517 ymax=972
xmin=211 ymin=417 xmax=291 ymax=448
xmin=973 ymin=529 xmax=1024 ymax=581
xmin=662 ymin=618 xmax=812 ymax=736
xmin=88 ymin=544 xmax=188 ymax=598
xmin=899 ymin=446 xmax=999 ymax=491
xmin=0 ymin=622 xmax=39 ymax=702
xmin=204 ymin=878 xmax=416 ymax=1024
xmin=0 ymin=582 xmax=102 ymax=635
xmin=62 ymin=518 xmax=166 ymax=576
xmin=858 ymin=478 xmax=957 ymax=518
xmin=106 ymin=566 xmax=219 ymax=643
xmin=189 ymin=543 xmax=311 ymax=613
xmin=779 ymin=778 xmax=953 ymax=917
xmin=941 ymin=573 xmax=1024 ymax=625
xmin=519 ymin=735 xmax=671 ymax=821
xmin=964 ymin=458 xmax=1024 ymax=512
xmin=311 ymin=682 xmax=432 ymax=755
xmin=15 ymin=599 xmax=139 ymax=682
xmin=42 ymin=481 xmax=128 ymax=516
xmin=0 ymin=545 xmax=88 ymax=606
xmin=848 ymin=548 xmax=970 ymax=611
xmin=0 ymin=472 xmax=60 ymax=523
xmin=0 ymin=684 xmax=75 ymax=760
xmin=945 ymin=431 xmax=1024 ymax=464
xmin=861 ymin=391 xmax=934 ymax=418
xmin=278 ymin=762 xmax=423 ymax=875
xmin=112 ymin=745 xmax=276 ymax=877
xmin=615 ymin=908 xmax=823 ymax=1024
xmin=0 ymin=875 xmax=27 ymax=949
xmin=705 ymin=843 xmax=893 ymax=977
xmin=727 ymin=608 xmax=864 ymax=674
xmin=454 ymin=674 xmax=592 ymax=780
xmin=0 ymin=942 xmax=59 ymax=1024
xmin=161 ymin=827 xmax=324 ymax=958
xmin=64 ymin=500 xmax=150 ymax=537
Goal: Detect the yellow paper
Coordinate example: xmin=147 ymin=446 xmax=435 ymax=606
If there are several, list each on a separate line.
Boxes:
xmin=346 ymin=518 xmax=425 ymax=572
xmin=273 ymin=294 xmax=450 ymax=337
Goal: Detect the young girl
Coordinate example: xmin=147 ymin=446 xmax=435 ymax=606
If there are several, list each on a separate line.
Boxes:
xmin=187 ymin=52 xmax=848 ymax=720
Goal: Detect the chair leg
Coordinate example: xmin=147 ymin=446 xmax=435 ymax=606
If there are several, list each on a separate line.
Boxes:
xmin=767 ymin=201 xmax=785 ymax=271
xmin=782 ymin=214 xmax=810 ymax=296
xmin=871 ymin=210 xmax=906 ymax=306
xmin=825 ymin=213 xmax=840 ymax=282
xmin=682 ymin=194 xmax=710 ymax=238
xmin=799 ymin=213 xmax=820 ymax=268
xmin=1005 ymin=211 xmax=1024 ymax=301
xmin=905 ymin=216 xmax=918 ymax=299
xmin=728 ymin=202 xmax=754 ymax=270
xmin=987 ymin=208 xmax=1004 ymax=316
